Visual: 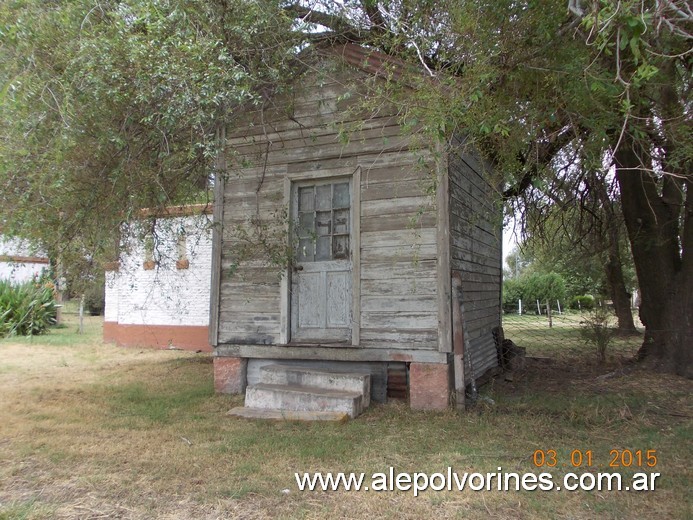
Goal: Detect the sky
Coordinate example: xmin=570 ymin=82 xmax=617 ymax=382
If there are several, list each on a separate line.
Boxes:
xmin=502 ymin=215 xmax=520 ymax=272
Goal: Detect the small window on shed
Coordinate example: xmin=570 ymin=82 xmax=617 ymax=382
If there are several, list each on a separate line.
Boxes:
xmin=176 ymin=231 xmax=189 ymax=270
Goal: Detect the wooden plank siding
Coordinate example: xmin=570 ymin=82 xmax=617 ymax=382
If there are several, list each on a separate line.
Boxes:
xmin=447 ymin=139 xmax=502 ymax=383
xmin=216 ymin=65 xmax=441 ymax=352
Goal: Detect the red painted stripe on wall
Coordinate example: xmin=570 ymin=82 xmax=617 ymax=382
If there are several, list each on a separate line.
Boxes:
xmin=103 ymin=322 xmax=212 ymax=352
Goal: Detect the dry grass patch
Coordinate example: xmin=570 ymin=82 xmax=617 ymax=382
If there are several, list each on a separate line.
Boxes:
xmin=0 ymin=325 xmax=691 ymax=519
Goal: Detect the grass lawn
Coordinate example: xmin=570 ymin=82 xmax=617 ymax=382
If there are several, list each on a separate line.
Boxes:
xmin=0 ymin=317 xmax=690 ymax=519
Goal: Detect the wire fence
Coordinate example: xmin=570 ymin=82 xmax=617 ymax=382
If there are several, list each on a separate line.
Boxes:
xmin=58 ymin=298 xmax=104 ymax=339
xmin=501 ymin=309 xmax=644 ymax=361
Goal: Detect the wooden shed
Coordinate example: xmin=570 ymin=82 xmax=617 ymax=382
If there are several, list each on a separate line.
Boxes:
xmin=210 ymin=43 xmax=502 ymax=411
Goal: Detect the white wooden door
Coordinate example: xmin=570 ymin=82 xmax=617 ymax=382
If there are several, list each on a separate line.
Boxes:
xmin=291 ymin=180 xmax=352 ymax=343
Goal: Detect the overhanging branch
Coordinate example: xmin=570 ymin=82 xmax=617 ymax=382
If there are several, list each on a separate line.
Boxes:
xmin=284 ymin=4 xmax=367 ymax=43
xmin=502 ymin=124 xmax=587 ymax=200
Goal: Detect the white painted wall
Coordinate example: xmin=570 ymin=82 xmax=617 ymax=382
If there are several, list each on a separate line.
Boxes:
xmin=104 ymin=214 xmax=213 ymax=327
xmin=0 ymin=236 xmax=49 ymax=283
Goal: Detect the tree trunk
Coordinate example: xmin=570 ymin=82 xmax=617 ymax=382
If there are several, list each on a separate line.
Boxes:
xmin=604 ymin=252 xmax=638 ymax=334
xmin=615 ymin=143 xmax=692 ymax=378
xmin=591 ymin=174 xmax=638 ymax=333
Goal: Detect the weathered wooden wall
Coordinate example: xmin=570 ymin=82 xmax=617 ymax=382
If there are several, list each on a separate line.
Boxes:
xmin=216 ymin=60 xmax=441 ymax=353
xmin=447 ymin=138 xmax=502 ymax=381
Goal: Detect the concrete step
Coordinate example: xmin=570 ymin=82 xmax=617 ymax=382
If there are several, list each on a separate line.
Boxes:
xmin=245 ymin=383 xmax=365 ymax=418
xmin=260 ymin=364 xmax=371 ymax=408
xmin=227 ymin=406 xmax=349 ymax=422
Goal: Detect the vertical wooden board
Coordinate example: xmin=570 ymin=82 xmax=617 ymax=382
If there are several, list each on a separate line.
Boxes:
xmin=280 ymin=177 xmax=291 ymax=344
xmin=351 ymin=167 xmax=361 ymax=346
xmin=437 ymin=144 xmax=452 ymax=353
xmin=451 ymin=273 xmax=465 ymax=409
xmin=209 ymin=127 xmax=225 ymax=347
xmin=296 ymin=271 xmax=325 ymax=328
xmin=326 ymin=270 xmax=352 ymax=328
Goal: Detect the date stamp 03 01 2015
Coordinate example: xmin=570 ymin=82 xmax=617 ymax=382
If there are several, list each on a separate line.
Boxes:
xmin=532 ymin=449 xmax=659 ymax=469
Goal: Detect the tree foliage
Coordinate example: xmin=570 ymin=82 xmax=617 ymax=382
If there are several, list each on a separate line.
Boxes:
xmin=0 ymin=0 xmax=298 ymax=268
xmin=502 ymin=271 xmax=567 ymax=312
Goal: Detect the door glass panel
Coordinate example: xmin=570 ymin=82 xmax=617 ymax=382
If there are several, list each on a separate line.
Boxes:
xmin=333 ymin=209 xmax=349 ymax=234
xmin=316 ymin=185 xmax=332 ymax=210
xmin=315 ymin=236 xmax=331 ymax=261
xmin=333 ymin=183 xmax=350 ymax=208
xmin=333 ymin=235 xmax=349 ymax=259
xmin=297 ymin=238 xmax=314 ymax=262
xmin=298 ymin=212 xmax=314 ymax=237
xmin=299 ymin=187 xmax=314 ymax=211
xmin=315 ymin=211 xmax=331 ymax=236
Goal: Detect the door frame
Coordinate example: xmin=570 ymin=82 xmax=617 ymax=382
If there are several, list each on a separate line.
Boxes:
xmin=280 ymin=167 xmax=361 ymax=346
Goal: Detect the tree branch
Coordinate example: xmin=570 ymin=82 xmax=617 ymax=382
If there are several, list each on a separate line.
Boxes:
xmin=360 ymin=0 xmax=387 ymax=35
xmin=283 ymin=4 xmax=367 ymax=43
xmin=502 ymin=124 xmax=585 ymax=200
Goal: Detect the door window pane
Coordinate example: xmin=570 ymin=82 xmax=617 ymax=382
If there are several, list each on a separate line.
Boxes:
xmin=333 ymin=209 xmax=349 ymax=234
xmin=333 ymin=235 xmax=349 ymax=259
xmin=298 ymin=212 xmax=314 ymax=237
xmin=297 ymin=238 xmax=314 ymax=262
xmin=315 ymin=236 xmax=331 ymax=261
xmin=315 ymin=211 xmax=331 ymax=236
xmin=316 ymin=185 xmax=332 ymax=210
xmin=333 ymin=183 xmax=350 ymax=208
xmin=299 ymin=187 xmax=314 ymax=211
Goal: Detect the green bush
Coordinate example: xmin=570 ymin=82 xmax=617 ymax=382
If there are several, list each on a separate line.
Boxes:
xmin=84 ymin=281 xmax=105 ymax=316
xmin=570 ymin=294 xmax=595 ymax=310
xmin=503 ymin=272 xmax=567 ymax=313
xmin=502 ymin=278 xmax=524 ymax=313
xmin=0 ymin=278 xmax=57 ymax=337
xmin=580 ymin=307 xmax=615 ymax=362
xmin=523 ymin=272 xmax=566 ymax=304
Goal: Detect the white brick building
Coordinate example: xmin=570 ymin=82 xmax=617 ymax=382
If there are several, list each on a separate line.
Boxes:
xmin=104 ymin=205 xmax=213 ymax=351
xmin=0 ymin=236 xmax=50 ymax=283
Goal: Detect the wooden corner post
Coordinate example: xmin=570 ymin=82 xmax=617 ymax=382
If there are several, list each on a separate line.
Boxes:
xmin=451 ymin=272 xmax=465 ymax=410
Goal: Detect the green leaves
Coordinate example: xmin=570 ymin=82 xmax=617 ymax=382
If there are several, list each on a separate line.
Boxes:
xmin=0 ymin=0 xmax=298 ymax=281
xmin=0 ymin=278 xmax=57 ymax=337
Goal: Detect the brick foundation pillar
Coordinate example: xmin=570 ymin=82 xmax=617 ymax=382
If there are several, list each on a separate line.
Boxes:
xmin=213 ymin=357 xmax=247 ymax=394
xmin=409 ymin=362 xmax=451 ymax=411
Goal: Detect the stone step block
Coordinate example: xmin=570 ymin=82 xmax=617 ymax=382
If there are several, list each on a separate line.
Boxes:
xmin=245 ymin=383 xmax=365 ymax=418
xmin=227 ymin=406 xmax=349 ymax=422
xmin=259 ymin=364 xmax=371 ymax=408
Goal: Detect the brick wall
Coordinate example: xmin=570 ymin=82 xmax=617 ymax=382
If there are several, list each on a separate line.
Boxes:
xmin=0 ymin=236 xmax=49 ymax=283
xmin=104 ymin=213 xmax=213 ymax=350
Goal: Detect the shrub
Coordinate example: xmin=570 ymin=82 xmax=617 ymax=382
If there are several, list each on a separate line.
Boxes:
xmin=503 ymin=272 xmax=568 ymax=314
xmin=570 ymin=294 xmax=595 ymax=310
xmin=0 ymin=278 xmax=57 ymax=337
xmin=502 ymin=278 xmax=524 ymax=313
xmin=84 ymin=281 xmax=105 ymax=316
xmin=580 ymin=307 xmax=615 ymax=363
xmin=523 ymin=272 xmax=566 ymax=305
